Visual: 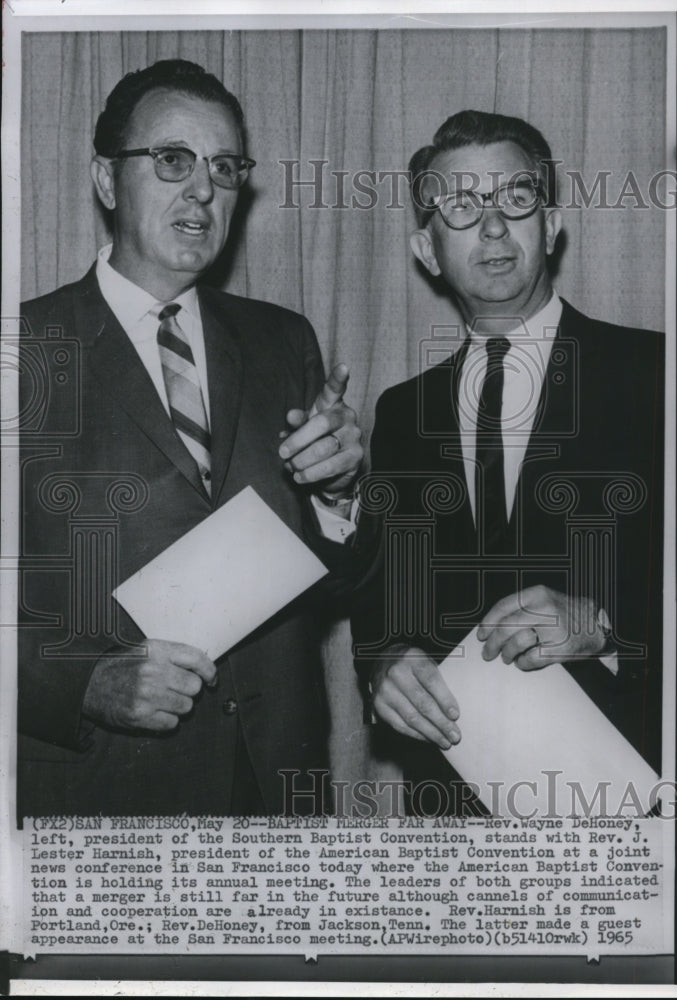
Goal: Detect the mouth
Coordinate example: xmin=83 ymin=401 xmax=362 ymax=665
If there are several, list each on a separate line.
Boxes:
xmin=480 ymin=256 xmax=516 ymax=267
xmin=172 ymin=220 xmax=211 ymax=237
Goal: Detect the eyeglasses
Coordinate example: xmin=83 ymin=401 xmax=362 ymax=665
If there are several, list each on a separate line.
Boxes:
xmin=111 ymin=145 xmax=256 ymax=189
xmin=428 ymin=180 xmax=543 ymax=230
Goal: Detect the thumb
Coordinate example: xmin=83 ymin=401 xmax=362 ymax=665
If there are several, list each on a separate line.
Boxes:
xmin=311 ymin=363 xmax=350 ymax=414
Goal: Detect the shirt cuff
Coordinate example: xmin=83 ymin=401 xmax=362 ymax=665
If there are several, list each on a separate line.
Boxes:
xmin=310 ymin=493 xmax=358 ymax=543
xmin=599 ymin=651 xmax=619 ymax=676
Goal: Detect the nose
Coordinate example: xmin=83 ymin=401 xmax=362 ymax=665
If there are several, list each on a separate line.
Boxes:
xmin=479 ymin=205 xmax=509 ymax=239
xmin=183 ymin=156 xmax=214 ymax=203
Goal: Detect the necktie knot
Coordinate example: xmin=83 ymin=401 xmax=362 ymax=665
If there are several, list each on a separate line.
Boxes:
xmin=158 ymin=302 xmax=181 ymax=322
xmin=485 ymin=336 xmax=511 ymax=365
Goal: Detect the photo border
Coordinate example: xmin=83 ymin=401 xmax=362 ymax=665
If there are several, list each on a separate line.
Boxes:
xmin=2 ymin=2 xmax=675 ymax=996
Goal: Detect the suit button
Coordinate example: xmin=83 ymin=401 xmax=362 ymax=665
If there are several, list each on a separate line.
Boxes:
xmin=222 ymin=698 xmax=238 ymax=715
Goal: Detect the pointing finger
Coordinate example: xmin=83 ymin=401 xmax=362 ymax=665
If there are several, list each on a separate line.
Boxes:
xmin=312 ymin=363 xmax=350 ymax=413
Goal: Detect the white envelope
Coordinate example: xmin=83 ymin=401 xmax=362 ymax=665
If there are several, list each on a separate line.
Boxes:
xmin=112 ymin=486 xmax=328 ymax=660
xmin=438 ymin=627 xmax=659 ymax=817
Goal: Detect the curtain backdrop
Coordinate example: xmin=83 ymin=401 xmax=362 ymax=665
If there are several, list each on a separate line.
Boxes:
xmin=21 ymin=27 xmax=667 ymax=799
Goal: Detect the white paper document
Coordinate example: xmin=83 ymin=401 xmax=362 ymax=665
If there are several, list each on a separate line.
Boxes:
xmin=113 ymin=486 xmax=328 ymax=660
xmin=438 ymin=628 xmax=659 ymax=817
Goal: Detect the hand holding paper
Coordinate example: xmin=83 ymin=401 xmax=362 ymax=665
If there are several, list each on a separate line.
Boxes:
xmin=83 ymin=639 xmax=217 ymax=733
xmin=370 ymin=644 xmax=461 ymax=749
xmin=477 ymin=585 xmax=606 ymax=670
xmin=372 ymin=626 xmax=657 ymax=816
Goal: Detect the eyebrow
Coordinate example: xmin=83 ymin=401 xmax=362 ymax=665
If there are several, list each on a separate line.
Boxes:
xmin=150 ymin=140 xmax=242 ymax=155
xmin=454 ymin=177 xmax=537 ymax=192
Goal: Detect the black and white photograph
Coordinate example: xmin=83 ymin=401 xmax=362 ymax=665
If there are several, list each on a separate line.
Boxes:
xmin=1 ymin=1 xmax=675 ymax=995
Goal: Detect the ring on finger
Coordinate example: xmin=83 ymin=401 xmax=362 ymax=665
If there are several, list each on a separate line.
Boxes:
xmin=329 ymin=433 xmax=342 ymax=452
xmin=527 ymin=627 xmax=540 ymax=649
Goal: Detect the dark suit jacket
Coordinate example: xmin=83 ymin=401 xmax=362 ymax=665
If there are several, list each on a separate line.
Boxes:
xmin=19 ymin=266 xmax=340 ymax=816
xmin=352 ymin=301 xmax=664 ymax=774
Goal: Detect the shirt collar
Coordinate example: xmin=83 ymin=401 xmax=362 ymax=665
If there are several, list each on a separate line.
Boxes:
xmin=468 ymin=291 xmax=563 ymax=348
xmin=95 ymin=243 xmax=201 ymax=332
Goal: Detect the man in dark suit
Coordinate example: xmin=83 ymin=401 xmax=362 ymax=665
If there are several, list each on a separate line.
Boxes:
xmin=352 ymin=110 xmax=664 ymax=813
xmin=19 ymin=59 xmax=362 ymax=816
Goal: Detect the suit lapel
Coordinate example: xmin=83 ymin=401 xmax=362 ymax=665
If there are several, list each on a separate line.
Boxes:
xmin=199 ymin=289 xmax=244 ymax=504
xmin=511 ymin=300 xmax=587 ymax=546
xmin=430 ymin=339 xmax=477 ymax=544
xmin=425 ymin=337 xmax=470 ymax=438
xmin=79 ymin=270 xmax=206 ymax=497
xmin=449 ymin=336 xmax=471 ymax=435
xmin=518 ymin=300 xmax=582 ymax=465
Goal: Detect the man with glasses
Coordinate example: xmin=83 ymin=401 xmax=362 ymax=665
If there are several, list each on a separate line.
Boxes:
xmin=351 ymin=110 xmax=663 ymax=813
xmin=19 ymin=60 xmax=362 ymax=816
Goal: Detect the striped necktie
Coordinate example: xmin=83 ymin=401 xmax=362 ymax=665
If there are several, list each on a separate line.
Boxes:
xmin=156 ymin=303 xmax=212 ymax=494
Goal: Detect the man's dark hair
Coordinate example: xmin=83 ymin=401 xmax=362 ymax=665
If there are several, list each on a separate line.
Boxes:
xmin=409 ymin=109 xmax=554 ymax=227
xmin=94 ymin=59 xmax=246 ymax=157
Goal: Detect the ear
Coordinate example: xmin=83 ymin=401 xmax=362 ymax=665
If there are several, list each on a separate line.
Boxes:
xmin=410 ymin=227 xmax=441 ymax=277
xmin=544 ymin=207 xmax=562 ymax=256
xmin=90 ymin=156 xmax=117 ymax=212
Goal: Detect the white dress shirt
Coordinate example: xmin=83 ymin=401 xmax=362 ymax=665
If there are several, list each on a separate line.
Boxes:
xmin=96 ymin=244 xmax=353 ymax=541
xmin=96 ymin=243 xmax=210 ymax=425
xmin=459 ymin=291 xmax=563 ymax=522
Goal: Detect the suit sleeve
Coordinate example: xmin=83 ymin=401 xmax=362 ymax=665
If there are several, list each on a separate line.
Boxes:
xmin=349 ymin=389 xmax=408 ymax=709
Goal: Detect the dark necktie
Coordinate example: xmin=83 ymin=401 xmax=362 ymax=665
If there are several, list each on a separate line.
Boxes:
xmin=475 ymin=337 xmax=511 ymax=553
xmin=156 ymin=303 xmax=212 ymax=494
